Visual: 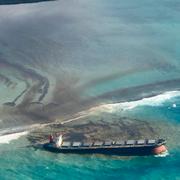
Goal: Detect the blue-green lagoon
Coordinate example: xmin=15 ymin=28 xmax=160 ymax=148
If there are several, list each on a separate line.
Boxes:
xmin=0 ymin=0 xmax=180 ymax=179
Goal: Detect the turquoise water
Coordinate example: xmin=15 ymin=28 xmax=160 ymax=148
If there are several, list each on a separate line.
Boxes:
xmin=122 ymin=96 xmax=180 ymax=124
xmin=0 ymin=0 xmax=180 ymax=179
xmin=0 ymin=95 xmax=180 ymax=180
xmin=0 ymin=141 xmax=179 ymax=180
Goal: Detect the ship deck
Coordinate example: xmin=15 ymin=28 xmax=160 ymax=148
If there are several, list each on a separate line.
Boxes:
xmin=45 ymin=139 xmax=166 ymax=150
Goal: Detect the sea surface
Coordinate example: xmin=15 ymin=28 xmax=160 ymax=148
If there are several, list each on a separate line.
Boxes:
xmin=0 ymin=93 xmax=180 ymax=180
xmin=0 ymin=0 xmax=180 ymax=179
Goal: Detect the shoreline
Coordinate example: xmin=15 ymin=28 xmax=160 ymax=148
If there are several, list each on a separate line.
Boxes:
xmin=0 ymin=131 xmax=28 ymax=144
xmin=1 ymin=90 xmax=180 ymax=145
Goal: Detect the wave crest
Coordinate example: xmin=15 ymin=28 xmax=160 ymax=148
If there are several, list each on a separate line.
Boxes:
xmin=0 ymin=131 xmax=28 ymax=144
xmin=89 ymin=91 xmax=180 ymax=114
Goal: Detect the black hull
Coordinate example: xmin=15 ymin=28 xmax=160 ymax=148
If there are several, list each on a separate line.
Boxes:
xmin=43 ymin=144 xmax=158 ymax=156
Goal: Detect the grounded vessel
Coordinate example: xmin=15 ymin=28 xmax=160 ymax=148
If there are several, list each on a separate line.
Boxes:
xmin=43 ymin=134 xmax=167 ymax=156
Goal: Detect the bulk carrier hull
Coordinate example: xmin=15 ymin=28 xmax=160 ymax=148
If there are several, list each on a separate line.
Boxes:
xmin=43 ymin=139 xmax=167 ymax=156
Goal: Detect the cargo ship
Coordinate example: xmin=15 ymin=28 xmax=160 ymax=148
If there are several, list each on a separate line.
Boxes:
xmin=43 ymin=134 xmax=167 ymax=156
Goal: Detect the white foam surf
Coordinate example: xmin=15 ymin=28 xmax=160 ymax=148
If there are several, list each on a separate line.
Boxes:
xmin=0 ymin=131 xmax=28 ymax=144
xmin=154 ymin=150 xmax=169 ymax=157
xmin=90 ymin=91 xmax=180 ymax=113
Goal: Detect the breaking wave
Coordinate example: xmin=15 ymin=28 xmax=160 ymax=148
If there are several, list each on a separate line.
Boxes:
xmin=154 ymin=150 xmax=169 ymax=157
xmin=88 ymin=91 xmax=180 ymax=114
xmin=0 ymin=131 xmax=28 ymax=144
